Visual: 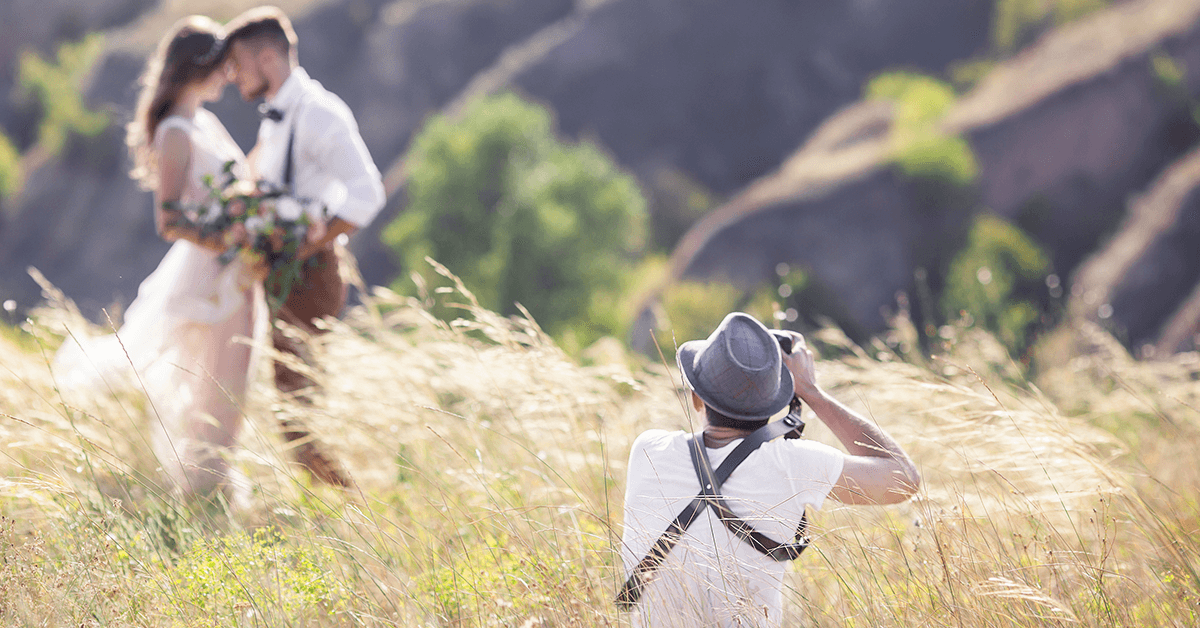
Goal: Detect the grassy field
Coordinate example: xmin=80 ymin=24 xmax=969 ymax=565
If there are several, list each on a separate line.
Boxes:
xmin=1 ymin=268 xmax=1198 ymax=627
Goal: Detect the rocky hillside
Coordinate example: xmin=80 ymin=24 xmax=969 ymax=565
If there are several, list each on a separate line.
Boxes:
xmin=667 ymin=0 xmax=1200 ymax=353
xmin=1071 ymin=143 xmax=1200 ymax=355
xmin=1 ymin=0 xmax=1195 ymax=356
xmin=353 ymin=0 xmax=994 ymax=283
xmin=0 ymin=0 xmax=992 ymax=318
xmin=0 ymin=0 xmax=155 ymax=135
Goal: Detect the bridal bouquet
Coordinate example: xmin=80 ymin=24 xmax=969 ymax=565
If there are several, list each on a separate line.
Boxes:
xmin=191 ymin=160 xmax=328 ymax=310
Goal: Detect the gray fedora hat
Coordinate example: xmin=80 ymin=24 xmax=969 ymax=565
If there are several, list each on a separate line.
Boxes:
xmin=677 ymin=312 xmax=794 ymax=421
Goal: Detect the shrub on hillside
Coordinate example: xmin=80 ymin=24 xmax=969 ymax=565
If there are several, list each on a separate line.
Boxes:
xmin=866 ymin=71 xmax=978 ymax=188
xmin=867 ymin=72 xmax=982 ymax=347
xmin=0 ymin=133 xmax=20 ymax=200
xmin=384 ymin=92 xmax=648 ymax=352
xmin=654 ymin=280 xmax=743 ymax=357
xmin=942 ymin=214 xmax=1050 ymax=355
xmin=993 ymin=0 xmax=1109 ymax=54
xmin=653 ymin=280 xmax=783 ymax=360
xmin=16 ymin=34 xmax=109 ymax=157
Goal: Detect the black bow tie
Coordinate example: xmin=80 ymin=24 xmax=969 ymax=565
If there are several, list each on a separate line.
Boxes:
xmin=258 ymin=104 xmax=284 ymax=122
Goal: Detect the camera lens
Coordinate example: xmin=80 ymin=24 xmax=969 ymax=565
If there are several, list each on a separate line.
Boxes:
xmin=772 ymin=331 xmax=793 ymax=355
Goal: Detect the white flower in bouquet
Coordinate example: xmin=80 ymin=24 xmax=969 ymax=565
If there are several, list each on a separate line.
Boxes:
xmin=244 ymin=214 xmax=271 ymax=237
xmin=273 ymin=196 xmax=305 ymax=222
xmin=196 ymin=200 xmax=225 ymax=224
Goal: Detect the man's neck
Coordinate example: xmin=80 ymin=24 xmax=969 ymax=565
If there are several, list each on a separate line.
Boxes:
xmin=264 ymin=65 xmax=294 ymax=102
xmin=702 ymin=425 xmax=754 ymax=448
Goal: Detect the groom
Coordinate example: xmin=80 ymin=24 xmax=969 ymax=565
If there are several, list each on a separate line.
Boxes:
xmin=225 ymin=6 xmax=386 ymax=487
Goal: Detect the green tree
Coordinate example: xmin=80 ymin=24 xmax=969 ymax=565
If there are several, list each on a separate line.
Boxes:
xmin=942 ymin=214 xmax=1050 ymax=354
xmin=385 ymin=92 xmax=647 ymax=351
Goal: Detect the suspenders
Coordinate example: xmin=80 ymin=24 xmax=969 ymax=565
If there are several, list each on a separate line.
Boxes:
xmin=616 ymin=410 xmax=811 ymax=610
xmin=281 ymin=94 xmax=308 ymax=191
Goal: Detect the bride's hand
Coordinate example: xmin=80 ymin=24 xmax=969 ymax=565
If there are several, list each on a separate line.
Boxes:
xmin=306 ymin=214 xmax=328 ymax=246
xmin=243 ymin=254 xmax=270 ymax=283
xmin=223 ymin=222 xmax=250 ymax=248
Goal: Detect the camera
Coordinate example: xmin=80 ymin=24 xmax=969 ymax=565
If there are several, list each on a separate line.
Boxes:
xmin=771 ymin=330 xmax=794 ymax=355
xmin=769 ymin=330 xmax=805 ymax=439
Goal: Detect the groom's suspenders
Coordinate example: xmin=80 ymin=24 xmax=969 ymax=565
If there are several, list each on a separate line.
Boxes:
xmin=282 ymin=94 xmax=309 ymax=191
xmin=615 ymin=413 xmax=811 ymax=610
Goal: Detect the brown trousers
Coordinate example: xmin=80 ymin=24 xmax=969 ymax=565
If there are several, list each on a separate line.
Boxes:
xmin=272 ymin=246 xmax=345 ymax=395
xmin=269 ymin=246 xmax=355 ymax=488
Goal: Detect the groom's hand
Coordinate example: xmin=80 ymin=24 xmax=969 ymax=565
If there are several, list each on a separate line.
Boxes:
xmin=297 ymin=217 xmax=358 ymax=260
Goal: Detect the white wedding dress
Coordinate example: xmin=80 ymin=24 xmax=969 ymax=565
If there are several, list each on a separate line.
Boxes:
xmin=55 ymin=109 xmax=266 ymax=498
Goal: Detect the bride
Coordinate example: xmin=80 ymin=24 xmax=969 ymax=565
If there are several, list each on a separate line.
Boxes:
xmin=56 ymin=16 xmax=266 ymax=500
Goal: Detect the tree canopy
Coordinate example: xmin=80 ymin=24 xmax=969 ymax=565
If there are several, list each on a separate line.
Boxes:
xmin=384 ymin=92 xmax=648 ymax=351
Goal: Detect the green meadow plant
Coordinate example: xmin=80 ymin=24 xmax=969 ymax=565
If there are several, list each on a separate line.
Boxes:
xmin=168 ymin=527 xmax=349 ymax=625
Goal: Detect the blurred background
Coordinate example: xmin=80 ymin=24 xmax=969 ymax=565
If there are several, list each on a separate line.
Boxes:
xmin=1 ymin=0 xmax=1197 ymax=362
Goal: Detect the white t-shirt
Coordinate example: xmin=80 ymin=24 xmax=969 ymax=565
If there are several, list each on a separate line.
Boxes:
xmin=620 ymin=429 xmax=845 ymax=628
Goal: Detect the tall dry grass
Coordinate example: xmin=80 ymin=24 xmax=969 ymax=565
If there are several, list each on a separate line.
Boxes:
xmin=1 ymin=264 xmax=1197 ymax=626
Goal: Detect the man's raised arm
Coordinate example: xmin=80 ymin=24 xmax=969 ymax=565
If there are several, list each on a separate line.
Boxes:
xmin=781 ymin=332 xmax=921 ymax=505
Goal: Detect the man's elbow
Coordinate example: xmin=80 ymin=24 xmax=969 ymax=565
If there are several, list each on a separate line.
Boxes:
xmin=885 ymin=468 xmax=921 ymax=504
xmin=372 ymin=177 xmax=385 ymax=205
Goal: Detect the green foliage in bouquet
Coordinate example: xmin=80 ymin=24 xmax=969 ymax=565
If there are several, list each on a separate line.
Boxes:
xmin=17 ymin=34 xmax=109 ymax=157
xmin=385 ymin=92 xmax=648 ymax=352
xmin=180 ymin=161 xmax=323 ymax=312
xmin=942 ymin=214 xmax=1050 ymax=355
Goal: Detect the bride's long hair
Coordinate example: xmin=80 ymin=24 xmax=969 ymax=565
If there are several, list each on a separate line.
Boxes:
xmin=126 ymin=16 xmax=227 ymax=189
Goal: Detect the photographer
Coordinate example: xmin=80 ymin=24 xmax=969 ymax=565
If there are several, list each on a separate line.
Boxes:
xmin=618 ymin=312 xmax=920 ymax=627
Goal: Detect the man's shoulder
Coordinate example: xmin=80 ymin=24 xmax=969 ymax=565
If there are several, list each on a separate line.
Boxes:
xmin=298 ymin=73 xmax=353 ymax=120
xmin=760 ymin=436 xmax=845 ymax=468
xmin=632 ymin=428 xmax=686 ymax=447
xmin=756 ymin=437 xmax=845 ymax=493
xmin=765 ymin=436 xmax=843 ymax=457
xmin=628 ymin=429 xmax=696 ymax=463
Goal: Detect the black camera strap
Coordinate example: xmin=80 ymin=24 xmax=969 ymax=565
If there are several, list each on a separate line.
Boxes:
xmin=616 ymin=411 xmax=810 ymax=610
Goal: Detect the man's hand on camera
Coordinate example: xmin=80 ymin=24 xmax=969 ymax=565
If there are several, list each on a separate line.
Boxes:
xmin=780 ymin=331 xmax=821 ymax=402
xmin=777 ymin=330 xmax=922 ymax=504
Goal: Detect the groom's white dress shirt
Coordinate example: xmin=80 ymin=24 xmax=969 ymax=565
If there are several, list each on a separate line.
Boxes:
xmin=254 ymin=67 xmax=385 ymax=228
